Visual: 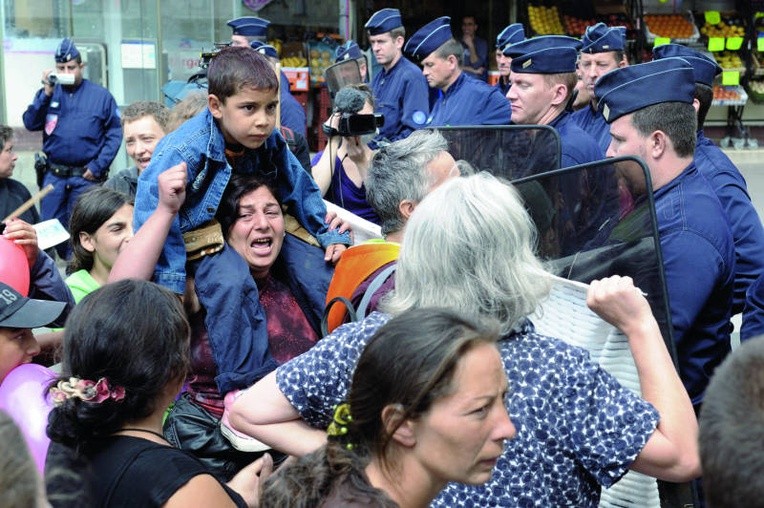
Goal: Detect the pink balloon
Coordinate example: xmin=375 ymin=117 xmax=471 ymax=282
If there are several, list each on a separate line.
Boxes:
xmin=0 ymin=236 xmax=30 ymax=296
xmin=0 ymin=363 xmax=56 ymax=474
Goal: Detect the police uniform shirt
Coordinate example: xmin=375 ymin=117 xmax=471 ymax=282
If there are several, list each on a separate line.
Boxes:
xmin=22 ymin=79 xmax=122 ymax=178
xmin=549 ymin=110 xmax=604 ymax=167
xmin=654 ymin=161 xmax=735 ymax=406
xmin=495 ymin=78 xmax=511 ymax=98
xmin=428 ymin=73 xmax=510 ymax=127
xmin=371 ymin=55 xmax=430 ymax=142
xmin=570 ymin=103 xmax=611 ymax=154
xmin=695 ymin=130 xmax=764 ymax=322
xmin=280 ymin=72 xmax=307 ymax=138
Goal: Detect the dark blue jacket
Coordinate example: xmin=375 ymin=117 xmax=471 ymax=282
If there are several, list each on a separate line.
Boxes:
xmin=22 ymin=79 xmax=122 ymax=178
xmin=280 ymin=72 xmax=307 ymax=138
xmin=570 ymin=103 xmax=612 ymax=155
xmin=550 ymin=110 xmax=605 ymax=167
xmin=428 ymin=72 xmax=510 ymax=127
xmin=655 ymin=162 xmax=735 ymax=406
xmin=742 ymin=273 xmax=764 ymax=341
xmin=694 ymin=130 xmax=764 ymax=327
xmin=372 ymin=56 xmax=430 ymax=142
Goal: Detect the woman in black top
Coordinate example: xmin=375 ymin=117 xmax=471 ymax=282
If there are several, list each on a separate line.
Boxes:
xmin=44 ymin=279 xmax=271 ymax=507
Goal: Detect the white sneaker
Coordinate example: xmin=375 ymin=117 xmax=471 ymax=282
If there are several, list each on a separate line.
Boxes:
xmin=220 ymin=390 xmax=272 ymax=453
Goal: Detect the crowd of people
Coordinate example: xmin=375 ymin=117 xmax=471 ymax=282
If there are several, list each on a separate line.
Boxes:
xmin=0 ymin=7 xmax=762 ymax=508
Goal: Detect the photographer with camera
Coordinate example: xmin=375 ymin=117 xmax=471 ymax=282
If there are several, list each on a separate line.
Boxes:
xmin=22 ymin=38 xmax=122 ymax=260
xmin=311 ymin=84 xmax=382 ymax=224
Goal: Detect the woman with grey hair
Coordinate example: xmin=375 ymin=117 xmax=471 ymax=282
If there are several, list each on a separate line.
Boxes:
xmin=227 ymin=173 xmax=699 ymax=506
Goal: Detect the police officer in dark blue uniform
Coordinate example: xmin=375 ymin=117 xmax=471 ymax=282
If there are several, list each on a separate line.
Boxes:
xmin=494 ymin=23 xmax=525 ymax=97
xmin=507 ymin=36 xmax=609 ymax=254
xmin=596 ymin=57 xmax=736 ymax=409
xmin=227 ymin=16 xmax=269 ymax=46
xmin=365 ymin=8 xmax=430 ymax=144
xmin=653 ymin=44 xmax=764 ymax=337
xmin=22 ymin=38 xmax=122 ymax=259
xmin=570 ymin=23 xmax=628 ymax=153
xmin=404 ymin=16 xmax=510 ymax=127
xmin=248 ymin=40 xmax=308 ymax=140
xmin=334 ymin=40 xmax=368 ymax=83
xmin=506 ymin=36 xmax=603 ymax=166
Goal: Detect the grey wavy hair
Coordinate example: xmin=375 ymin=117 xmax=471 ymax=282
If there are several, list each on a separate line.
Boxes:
xmin=366 ymin=129 xmax=449 ymax=236
xmin=383 ymin=172 xmax=551 ymax=335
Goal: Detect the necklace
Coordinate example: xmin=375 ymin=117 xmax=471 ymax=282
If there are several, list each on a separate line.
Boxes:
xmin=119 ymin=427 xmax=166 ymax=441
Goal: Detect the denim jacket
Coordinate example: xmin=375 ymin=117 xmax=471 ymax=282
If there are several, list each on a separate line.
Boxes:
xmin=134 ymin=108 xmax=350 ymax=294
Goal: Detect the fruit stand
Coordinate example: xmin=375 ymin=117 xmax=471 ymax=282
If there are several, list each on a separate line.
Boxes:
xmin=519 ymin=0 xmax=764 ymax=143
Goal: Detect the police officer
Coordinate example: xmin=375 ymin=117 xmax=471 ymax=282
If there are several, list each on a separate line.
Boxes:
xmin=404 ymin=16 xmax=509 ymax=127
xmin=596 ymin=57 xmax=735 ymax=409
xmin=250 ymin=41 xmax=311 ymax=171
xmin=506 ymin=36 xmax=603 ymax=166
xmin=654 ymin=44 xmax=764 ymax=337
xmin=227 ymin=16 xmax=269 ymax=46
xmin=334 ymin=40 xmax=368 ymax=83
xmin=494 ymin=23 xmax=525 ymax=96
xmin=365 ymin=8 xmax=429 ymax=144
xmin=570 ymin=23 xmax=628 ymax=153
xmin=22 ymin=38 xmax=122 ymax=259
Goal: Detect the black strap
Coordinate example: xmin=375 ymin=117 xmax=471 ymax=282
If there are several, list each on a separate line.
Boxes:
xmin=321 ymin=296 xmax=358 ymax=338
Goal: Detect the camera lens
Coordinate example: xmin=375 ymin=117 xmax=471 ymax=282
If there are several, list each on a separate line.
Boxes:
xmin=48 ymin=75 xmax=58 ymax=85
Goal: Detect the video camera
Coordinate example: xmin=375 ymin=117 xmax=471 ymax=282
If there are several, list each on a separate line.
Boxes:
xmin=336 ymin=113 xmax=384 ymax=137
xmin=199 ymin=42 xmax=230 ymax=69
xmin=47 ymin=73 xmax=75 ymax=86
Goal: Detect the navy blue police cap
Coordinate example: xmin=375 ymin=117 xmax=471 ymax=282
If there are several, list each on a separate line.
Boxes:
xmin=250 ymin=41 xmax=278 ymax=60
xmin=227 ymin=17 xmax=270 ymax=37
xmin=365 ymin=8 xmax=403 ymax=36
xmin=581 ymin=23 xmax=626 ymax=54
xmin=55 ymin=38 xmax=80 ymax=63
xmin=403 ymin=17 xmax=454 ymax=61
xmin=508 ymin=36 xmax=580 ymax=74
xmin=496 ymin=23 xmax=525 ymax=52
xmin=652 ymin=44 xmax=721 ymax=87
xmin=595 ymin=57 xmax=695 ymax=123
xmin=335 ymin=40 xmax=364 ymax=63
xmin=504 ymin=35 xmax=582 ymax=58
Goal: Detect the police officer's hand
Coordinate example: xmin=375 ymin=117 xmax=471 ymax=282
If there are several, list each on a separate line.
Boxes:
xmin=41 ymin=69 xmax=55 ymax=97
xmin=82 ymin=168 xmax=97 ymax=181
xmin=2 ymin=218 xmax=40 ymax=267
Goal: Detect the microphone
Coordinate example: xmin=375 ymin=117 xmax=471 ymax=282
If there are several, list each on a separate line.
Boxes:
xmin=333 ymin=86 xmax=366 ymax=114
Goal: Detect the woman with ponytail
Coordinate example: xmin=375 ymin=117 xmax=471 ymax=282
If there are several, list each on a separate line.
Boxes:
xmin=44 ymin=279 xmax=271 ymax=508
xmin=260 ymin=308 xmax=516 ymax=507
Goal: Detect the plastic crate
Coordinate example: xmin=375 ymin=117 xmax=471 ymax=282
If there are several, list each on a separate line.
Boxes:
xmin=644 ymin=11 xmax=699 ymax=44
xmin=712 ymin=85 xmax=748 ymax=106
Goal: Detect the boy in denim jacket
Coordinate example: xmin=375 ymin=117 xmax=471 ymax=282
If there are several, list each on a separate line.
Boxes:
xmin=134 ymin=46 xmax=349 ymax=395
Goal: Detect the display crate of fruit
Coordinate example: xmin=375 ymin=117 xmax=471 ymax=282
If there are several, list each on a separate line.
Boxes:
xmin=712 ymin=84 xmax=748 ymax=106
xmin=563 ymin=13 xmax=635 ymax=37
xmin=697 ymin=13 xmax=746 ymax=42
xmin=746 ymin=79 xmax=764 ymax=104
xmin=752 ymin=52 xmax=764 ymax=77
xmin=527 ymin=4 xmax=565 ymax=35
xmin=713 ymin=50 xmax=746 ymax=74
xmin=643 ymin=12 xmax=699 ymax=44
xmin=308 ymin=40 xmax=336 ymax=87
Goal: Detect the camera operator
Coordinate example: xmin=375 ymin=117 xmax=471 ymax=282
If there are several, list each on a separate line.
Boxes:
xmin=311 ymin=84 xmax=381 ymax=224
xmin=22 ymin=38 xmax=122 ymax=260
